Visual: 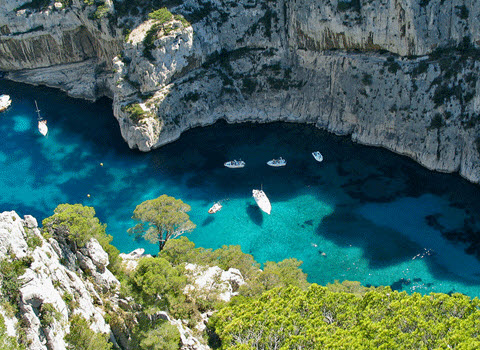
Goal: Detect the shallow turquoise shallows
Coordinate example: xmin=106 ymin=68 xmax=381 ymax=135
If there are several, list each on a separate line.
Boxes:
xmin=1 ymin=80 xmax=480 ymax=297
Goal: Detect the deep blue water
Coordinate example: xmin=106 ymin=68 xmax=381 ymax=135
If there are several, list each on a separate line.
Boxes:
xmin=1 ymin=80 xmax=480 ymax=296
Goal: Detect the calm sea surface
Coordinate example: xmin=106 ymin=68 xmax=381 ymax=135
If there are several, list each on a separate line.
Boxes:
xmin=1 ymin=80 xmax=480 ymax=296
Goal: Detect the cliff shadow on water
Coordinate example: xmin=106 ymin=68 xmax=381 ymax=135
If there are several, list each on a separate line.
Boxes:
xmin=1 ymin=79 xmax=480 ymax=295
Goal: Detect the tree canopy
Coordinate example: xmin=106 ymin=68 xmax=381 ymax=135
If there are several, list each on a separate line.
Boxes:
xmin=41 ymin=204 xmax=120 ymax=273
xmin=128 ymin=195 xmax=196 ymax=252
xmin=209 ymin=284 xmax=480 ymax=349
xmin=42 ymin=204 xmax=106 ymax=248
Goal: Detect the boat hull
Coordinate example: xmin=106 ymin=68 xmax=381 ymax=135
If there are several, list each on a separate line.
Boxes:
xmin=38 ymin=121 xmax=48 ymax=136
xmin=208 ymin=203 xmax=222 ymax=214
xmin=224 ymin=160 xmax=245 ymax=168
xmin=252 ymin=189 xmax=271 ymax=214
xmin=312 ymin=152 xmax=323 ymax=162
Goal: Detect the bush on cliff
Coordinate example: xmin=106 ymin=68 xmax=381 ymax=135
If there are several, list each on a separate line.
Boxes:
xmin=42 ymin=204 xmax=121 ymax=274
xmin=65 ymin=314 xmax=112 ymax=350
xmin=160 ymin=237 xmax=309 ymax=297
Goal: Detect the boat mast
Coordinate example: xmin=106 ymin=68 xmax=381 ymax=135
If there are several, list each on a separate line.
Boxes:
xmin=34 ymin=100 xmax=41 ymax=120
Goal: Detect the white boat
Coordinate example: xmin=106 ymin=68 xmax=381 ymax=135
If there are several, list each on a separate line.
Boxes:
xmin=267 ymin=157 xmax=286 ymax=167
xmin=208 ymin=202 xmax=222 ymax=214
xmin=252 ymin=189 xmax=271 ymax=214
xmin=312 ymin=151 xmax=323 ymax=162
xmin=0 ymin=94 xmax=11 ymax=112
xmin=224 ymin=160 xmax=245 ymax=168
xmin=35 ymin=100 xmax=48 ymax=136
xmin=38 ymin=120 xmax=48 ymax=136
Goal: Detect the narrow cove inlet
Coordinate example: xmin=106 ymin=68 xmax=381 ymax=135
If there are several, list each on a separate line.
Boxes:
xmin=1 ymin=80 xmax=480 ymax=297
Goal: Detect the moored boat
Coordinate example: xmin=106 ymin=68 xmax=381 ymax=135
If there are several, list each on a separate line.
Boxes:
xmin=312 ymin=151 xmax=323 ymax=162
xmin=0 ymin=94 xmax=11 ymax=112
xmin=267 ymin=157 xmax=286 ymax=167
xmin=208 ymin=202 xmax=222 ymax=214
xmin=38 ymin=120 xmax=48 ymax=136
xmin=252 ymin=189 xmax=271 ymax=214
xmin=35 ymin=100 xmax=48 ymax=136
xmin=224 ymin=160 xmax=245 ymax=168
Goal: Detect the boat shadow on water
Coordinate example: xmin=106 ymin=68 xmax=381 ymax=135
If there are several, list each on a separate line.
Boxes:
xmin=246 ymin=203 xmax=263 ymax=226
xmin=202 ymin=216 xmax=215 ymax=227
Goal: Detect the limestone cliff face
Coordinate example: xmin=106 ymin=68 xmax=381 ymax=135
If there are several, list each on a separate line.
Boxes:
xmin=0 ymin=211 xmax=118 ymax=349
xmin=289 ymin=0 xmax=480 ymax=56
xmin=0 ymin=0 xmax=122 ymax=99
xmin=112 ymin=0 xmax=480 ymax=183
xmin=1 ymin=0 xmax=479 ymax=183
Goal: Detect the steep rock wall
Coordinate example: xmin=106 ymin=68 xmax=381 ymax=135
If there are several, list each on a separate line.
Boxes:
xmin=0 ymin=0 xmax=479 ymax=183
xmin=0 ymin=0 xmax=122 ymax=99
xmin=112 ymin=0 xmax=480 ymax=183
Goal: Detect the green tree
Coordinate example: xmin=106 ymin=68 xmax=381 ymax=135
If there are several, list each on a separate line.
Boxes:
xmin=65 ymin=315 xmax=112 ymax=350
xmin=209 ymin=284 xmax=480 ymax=349
xmin=128 ymin=195 xmax=196 ymax=252
xmin=128 ymin=257 xmax=187 ymax=312
xmin=42 ymin=204 xmax=106 ymax=249
xmin=138 ymin=321 xmax=181 ymax=350
xmin=42 ymin=204 xmax=121 ymax=273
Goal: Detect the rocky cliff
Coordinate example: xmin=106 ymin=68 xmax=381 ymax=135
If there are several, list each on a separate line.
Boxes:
xmin=1 ymin=0 xmax=479 ymax=183
xmin=0 ymin=211 xmax=244 ymax=349
xmin=0 ymin=210 xmax=118 ymax=349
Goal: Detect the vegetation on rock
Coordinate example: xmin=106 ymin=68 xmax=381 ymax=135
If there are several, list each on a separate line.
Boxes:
xmin=65 ymin=314 xmax=112 ymax=350
xmin=42 ymin=204 xmax=121 ymax=273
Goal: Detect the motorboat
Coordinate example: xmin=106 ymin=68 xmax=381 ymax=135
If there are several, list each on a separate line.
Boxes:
xmin=35 ymin=100 xmax=48 ymax=136
xmin=0 ymin=94 xmax=11 ymax=112
xmin=252 ymin=189 xmax=271 ymax=214
xmin=312 ymin=151 xmax=323 ymax=162
xmin=267 ymin=157 xmax=286 ymax=167
xmin=224 ymin=160 xmax=245 ymax=168
xmin=208 ymin=202 xmax=222 ymax=214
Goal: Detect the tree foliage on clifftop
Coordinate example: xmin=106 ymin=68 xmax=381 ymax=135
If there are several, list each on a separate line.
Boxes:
xmin=128 ymin=195 xmax=196 ymax=252
xmin=42 ymin=204 xmax=121 ymax=273
xmin=209 ymin=285 xmax=480 ymax=349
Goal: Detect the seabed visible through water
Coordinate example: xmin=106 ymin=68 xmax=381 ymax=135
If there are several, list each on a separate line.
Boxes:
xmin=1 ymin=79 xmax=480 ymax=296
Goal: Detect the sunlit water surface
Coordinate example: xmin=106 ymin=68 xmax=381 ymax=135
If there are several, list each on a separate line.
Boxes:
xmin=1 ymin=80 xmax=480 ymax=296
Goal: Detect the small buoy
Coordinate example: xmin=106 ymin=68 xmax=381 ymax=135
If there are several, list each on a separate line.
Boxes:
xmin=321 ymin=252 xmax=327 ymax=257
xmin=87 ymin=194 xmax=91 ymax=198
xmin=100 ymin=162 xmax=103 ymax=166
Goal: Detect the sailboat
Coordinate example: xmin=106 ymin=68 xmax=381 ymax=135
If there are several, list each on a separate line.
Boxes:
xmin=35 ymin=100 xmax=48 ymax=136
xmin=252 ymin=189 xmax=271 ymax=214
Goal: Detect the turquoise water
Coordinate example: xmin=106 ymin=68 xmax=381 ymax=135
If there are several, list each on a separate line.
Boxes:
xmin=1 ymin=80 xmax=480 ymax=296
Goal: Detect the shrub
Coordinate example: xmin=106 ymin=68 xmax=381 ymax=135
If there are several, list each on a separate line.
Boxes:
xmin=26 ymin=235 xmax=42 ymax=250
xmin=65 ymin=315 xmax=112 ymax=350
xmin=138 ymin=321 xmax=181 ymax=350
xmin=39 ymin=303 xmax=61 ymax=328
xmin=429 ymin=113 xmax=444 ymax=130
xmin=173 ymin=14 xmax=190 ymax=27
xmin=143 ymin=23 xmax=161 ymax=61
xmin=455 ymin=5 xmax=469 ymax=20
xmin=148 ymin=8 xmax=173 ymax=24
xmin=93 ymin=4 xmax=110 ymax=19
xmin=337 ymin=0 xmax=361 ymax=12
xmin=0 ymin=257 xmax=33 ymax=306
xmin=361 ymin=73 xmax=372 ymax=85
xmin=42 ymin=204 xmax=121 ymax=274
